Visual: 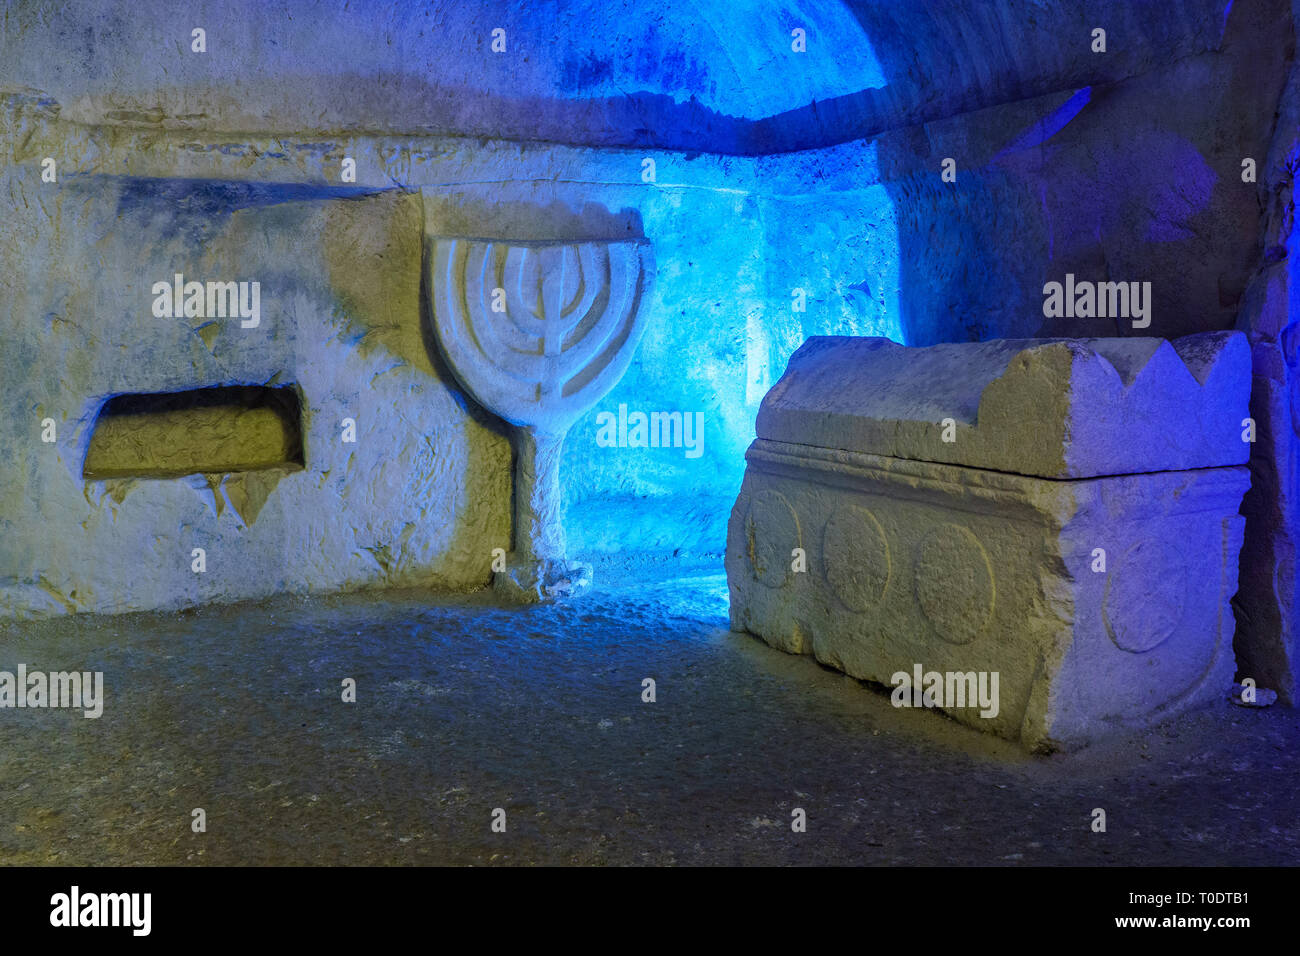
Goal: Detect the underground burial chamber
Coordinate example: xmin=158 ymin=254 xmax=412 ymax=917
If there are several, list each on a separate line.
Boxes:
xmin=2 ymin=0 xmax=1296 ymax=749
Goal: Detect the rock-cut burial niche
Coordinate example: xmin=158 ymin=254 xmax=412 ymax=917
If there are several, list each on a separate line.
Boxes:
xmin=82 ymin=385 xmax=305 ymax=480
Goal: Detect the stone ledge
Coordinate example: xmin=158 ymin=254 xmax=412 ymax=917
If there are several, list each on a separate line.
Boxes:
xmin=757 ymin=332 xmax=1252 ymax=479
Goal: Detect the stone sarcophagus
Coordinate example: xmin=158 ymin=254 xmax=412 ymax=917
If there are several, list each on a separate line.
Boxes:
xmin=727 ymin=332 xmax=1253 ymax=751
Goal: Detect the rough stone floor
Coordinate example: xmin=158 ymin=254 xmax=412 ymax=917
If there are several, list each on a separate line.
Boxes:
xmin=1 ymin=571 xmax=1297 ymax=866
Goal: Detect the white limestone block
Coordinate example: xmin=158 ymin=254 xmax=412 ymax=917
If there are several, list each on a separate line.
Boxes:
xmin=757 ymin=332 xmax=1251 ymax=479
xmin=729 ymin=332 xmax=1253 ymax=749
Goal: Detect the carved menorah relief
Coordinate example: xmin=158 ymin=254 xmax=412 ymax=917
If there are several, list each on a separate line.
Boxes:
xmin=429 ymin=237 xmax=654 ymax=601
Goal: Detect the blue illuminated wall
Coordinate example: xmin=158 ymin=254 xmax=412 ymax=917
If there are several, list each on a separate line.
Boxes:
xmin=0 ymin=0 xmax=1292 ymax=597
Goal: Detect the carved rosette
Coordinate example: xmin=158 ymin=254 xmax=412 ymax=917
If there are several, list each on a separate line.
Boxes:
xmin=822 ymin=505 xmax=891 ymax=611
xmin=914 ymin=524 xmax=995 ymax=645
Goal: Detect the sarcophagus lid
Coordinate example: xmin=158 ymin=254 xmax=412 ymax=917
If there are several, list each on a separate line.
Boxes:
xmin=755 ymin=332 xmax=1251 ymax=479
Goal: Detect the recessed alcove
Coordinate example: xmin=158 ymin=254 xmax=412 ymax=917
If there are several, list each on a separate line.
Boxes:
xmin=82 ymin=385 xmax=305 ymax=480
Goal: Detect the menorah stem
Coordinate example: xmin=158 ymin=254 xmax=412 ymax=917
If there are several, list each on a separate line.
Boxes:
xmin=513 ymin=425 xmax=568 ymax=564
xmin=495 ymin=424 xmax=591 ymax=601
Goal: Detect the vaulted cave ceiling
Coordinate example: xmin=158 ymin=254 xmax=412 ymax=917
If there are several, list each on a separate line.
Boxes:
xmin=0 ymin=0 xmax=1267 ymax=153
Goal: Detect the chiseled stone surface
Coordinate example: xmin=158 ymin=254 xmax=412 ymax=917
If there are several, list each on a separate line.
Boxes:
xmin=757 ymin=332 xmax=1252 ymax=479
xmin=730 ymin=333 xmax=1253 ymax=749
xmin=1230 ymin=21 xmax=1300 ymax=706
xmin=0 ymin=0 xmax=1292 ymax=618
xmin=0 ymin=185 xmax=511 ymax=620
xmin=1232 ymin=326 xmax=1299 ymax=704
xmin=1 ymin=15 xmax=1288 ymax=575
xmin=428 ymin=237 xmax=654 ymax=601
xmin=0 ymin=0 xmax=1244 ymax=153
xmin=727 ymin=441 xmax=1248 ymax=750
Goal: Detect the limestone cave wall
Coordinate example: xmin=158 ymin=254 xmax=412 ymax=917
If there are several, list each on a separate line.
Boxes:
xmin=0 ymin=0 xmax=1295 ymax=618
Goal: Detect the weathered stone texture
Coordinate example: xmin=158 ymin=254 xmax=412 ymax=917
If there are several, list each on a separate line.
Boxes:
xmin=729 ymin=334 xmax=1252 ymax=749
xmin=757 ymin=332 xmax=1251 ymax=478
xmin=428 ymin=237 xmax=655 ymax=600
xmin=0 ymin=0 xmax=1294 ymax=622
xmin=0 ymin=184 xmax=511 ymax=618
xmin=1231 ymin=24 xmax=1300 ymax=704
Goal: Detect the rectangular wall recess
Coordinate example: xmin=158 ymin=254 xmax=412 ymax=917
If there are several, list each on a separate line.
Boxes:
xmin=82 ymin=385 xmax=305 ymax=480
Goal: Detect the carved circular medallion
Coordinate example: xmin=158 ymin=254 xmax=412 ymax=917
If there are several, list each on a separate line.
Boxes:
xmin=1103 ymin=540 xmax=1188 ymax=653
xmin=914 ymin=524 xmax=995 ymax=645
xmin=823 ymin=505 xmax=891 ymax=611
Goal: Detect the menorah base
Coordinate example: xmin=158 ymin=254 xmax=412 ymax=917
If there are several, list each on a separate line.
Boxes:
xmin=493 ymin=555 xmax=594 ymax=603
